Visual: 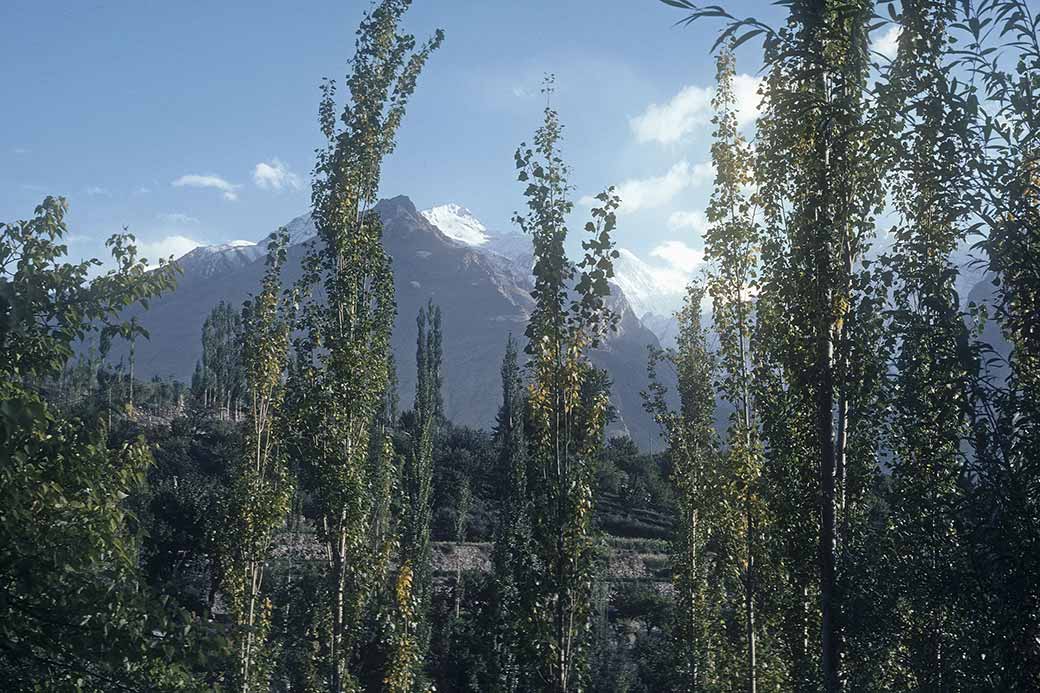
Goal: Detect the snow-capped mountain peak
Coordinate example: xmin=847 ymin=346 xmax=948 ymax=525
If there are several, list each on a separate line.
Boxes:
xmin=420 ymin=203 xmax=490 ymax=246
xmin=202 ymin=239 xmax=256 ymax=252
xmin=611 ymin=247 xmax=689 ymax=319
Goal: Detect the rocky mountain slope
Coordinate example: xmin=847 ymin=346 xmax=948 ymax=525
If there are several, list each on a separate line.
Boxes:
xmin=116 ymin=196 xmax=669 ymax=446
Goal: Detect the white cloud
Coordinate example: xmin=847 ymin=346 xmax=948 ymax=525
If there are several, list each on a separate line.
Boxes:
xmin=584 ymin=160 xmax=713 ymax=215
xmin=667 ymin=210 xmax=710 ymax=236
xmin=156 ymin=212 xmax=199 ymax=225
xmin=875 ymin=25 xmax=901 ymax=60
xmin=136 ymin=235 xmax=201 ymax=264
xmin=650 ymin=240 xmax=705 ymax=274
xmin=733 ymin=74 xmax=763 ymax=128
xmin=172 ymin=173 xmax=240 ymax=201
xmin=612 ymin=243 xmax=707 ymax=318
xmin=253 ymin=158 xmax=301 ymax=191
xmin=630 ymin=75 xmax=762 ymax=145
xmin=630 ymin=85 xmax=713 ymax=145
xmin=84 ymin=185 xmax=110 ymax=197
xmin=136 ymin=186 xmax=152 ymax=195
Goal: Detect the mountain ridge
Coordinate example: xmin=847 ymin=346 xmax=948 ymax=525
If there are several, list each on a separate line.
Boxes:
xmin=116 ymin=195 xmax=669 ymax=447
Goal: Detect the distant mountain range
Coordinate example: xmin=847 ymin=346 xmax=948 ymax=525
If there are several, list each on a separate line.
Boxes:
xmin=116 ymin=196 xmax=675 ymax=447
xmin=107 ymin=196 xmax=1013 ymax=449
xmin=418 ymin=203 xmax=688 ymax=347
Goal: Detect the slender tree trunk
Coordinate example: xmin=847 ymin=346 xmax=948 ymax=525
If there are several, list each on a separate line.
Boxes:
xmin=746 ymin=510 xmax=757 ymax=693
xmin=128 ymin=334 xmax=135 ymax=412
xmin=737 ymin=309 xmax=757 ymax=693
xmin=331 ymin=520 xmax=347 ymax=693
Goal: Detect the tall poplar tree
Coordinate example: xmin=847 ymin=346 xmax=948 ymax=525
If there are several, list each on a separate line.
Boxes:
xmin=703 ymin=45 xmax=768 ymax=693
xmin=644 ymin=285 xmax=728 ymax=692
xmin=286 ymin=3 xmax=442 ymax=690
xmin=753 ymin=4 xmax=885 ymax=689
xmin=393 ymin=299 xmax=442 ymax=689
xmin=868 ymin=2 xmax=979 ymax=688
xmin=953 ymin=0 xmax=1040 ymax=683
xmin=218 ymin=229 xmax=294 ymax=693
xmin=490 ymin=335 xmax=534 ymax=692
xmin=513 ymin=76 xmax=620 ymax=693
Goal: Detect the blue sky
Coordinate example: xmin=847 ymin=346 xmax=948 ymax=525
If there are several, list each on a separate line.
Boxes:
xmin=3 ymin=0 xmax=789 ymax=280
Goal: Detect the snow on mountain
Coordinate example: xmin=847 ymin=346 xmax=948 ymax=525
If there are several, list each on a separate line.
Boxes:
xmin=202 ymin=239 xmax=256 ymax=252
xmin=280 ymin=213 xmax=316 ymax=246
xmin=611 ymin=247 xmax=688 ymax=320
xmin=420 ymin=204 xmax=490 ymax=246
xmin=174 ymin=240 xmax=265 ymax=279
xmin=420 ymin=202 xmax=691 ymax=345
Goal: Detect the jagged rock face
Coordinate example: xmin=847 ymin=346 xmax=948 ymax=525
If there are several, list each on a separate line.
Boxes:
xmin=117 ymin=195 xmax=668 ymax=447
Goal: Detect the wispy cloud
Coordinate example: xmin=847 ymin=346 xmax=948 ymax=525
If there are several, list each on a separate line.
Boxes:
xmin=253 ymin=158 xmax=301 ymax=191
xmin=584 ymin=160 xmax=713 ymax=215
xmin=630 ymin=75 xmax=762 ymax=145
xmin=136 ymin=186 xmax=152 ymax=195
xmin=12 ymin=147 xmax=29 ymax=155
xmin=650 ymin=240 xmax=705 ymax=274
xmin=172 ymin=173 xmax=240 ymax=201
xmin=613 ymin=244 xmax=707 ymax=317
xmin=137 ymin=235 xmax=201 ymax=264
xmin=874 ymin=25 xmax=901 ymax=61
xmin=84 ymin=185 xmax=110 ymax=197
xmin=156 ymin=212 xmax=199 ymax=225
xmin=667 ymin=210 xmax=709 ymax=236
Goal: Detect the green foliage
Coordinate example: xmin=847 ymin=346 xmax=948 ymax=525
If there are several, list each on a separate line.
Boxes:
xmin=512 ymin=75 xmax=621 ymax=693
xmin=703 ymin=45 xmax=773 ymax=693
xmin=394 ymin=300 xmax=443 ymax=688
xmin=218 ymin=230 xmax=295 ymax=693
xmin=193 ymin=301 xmax=246 ymax=420
xmin=946 ymin=0 xmax=1040 ymax=684
xmin=644 ymin=285 xmax=734 ymax=691
xmin=489 ymin=337 xmax=536 ymax=692
xmin=0 ymin=197 xmax=222 ymax=691
xmin=285 ymin=3 xmax=442 ymax=690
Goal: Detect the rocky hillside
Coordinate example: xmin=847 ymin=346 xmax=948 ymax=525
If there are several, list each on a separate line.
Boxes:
xmin=113 ymin=196 xmax=670 ymax=446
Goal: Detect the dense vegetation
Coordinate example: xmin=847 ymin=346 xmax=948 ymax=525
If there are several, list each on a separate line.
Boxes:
xmin=1 ymin=0 xmax=1038 ymax=690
